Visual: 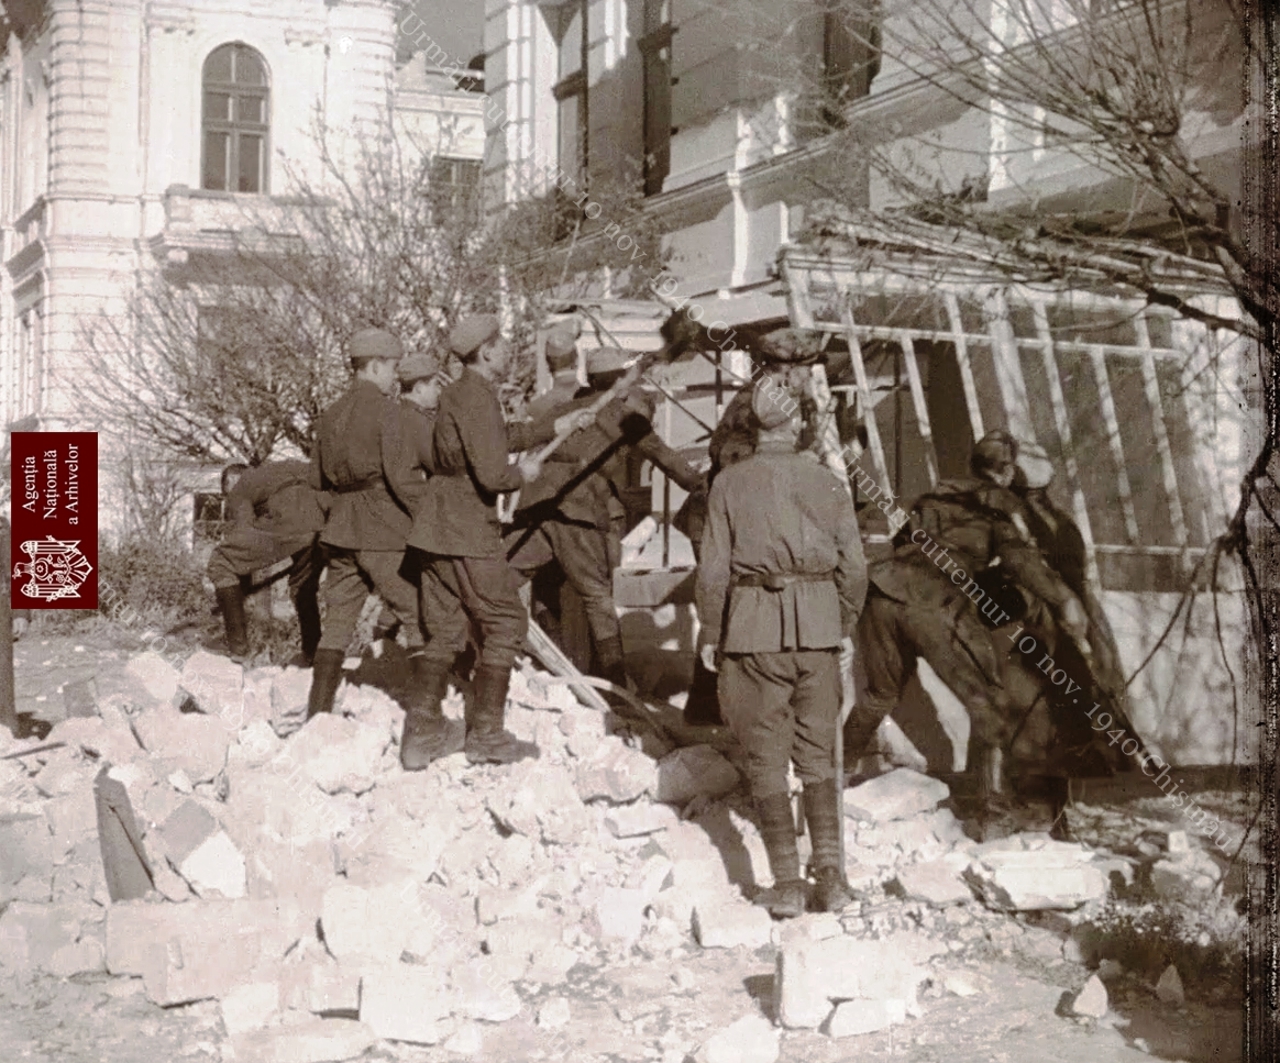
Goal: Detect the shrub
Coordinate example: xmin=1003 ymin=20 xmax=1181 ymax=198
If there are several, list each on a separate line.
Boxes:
xmin=97 ymin=536 xmax=208 ymax=634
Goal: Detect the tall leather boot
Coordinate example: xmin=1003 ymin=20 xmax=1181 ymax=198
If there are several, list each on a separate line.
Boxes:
xmin=969 ymin=738 xmax=1010 ymax=841
xmin=593 ymin=635 xmax=629 ymax=690
xmin=754 ymin=793 xmax=806 ymax=919
xmin=804 ymin=779 xmax=854 ymax=912
xmin=464 ymin=665 xmax=538 ymax=765
xmin=683 ymin=656 xmax=723 ymax=726
xmin=400 ymin=654 xmax=453 ymax=771
xmin=215 ymin=585 xmax=250 ymax=661
xmin=295 ymin=598 xmax=321 ymax=667
xmin=841 ymin=703 xmax=887 ymax=777
xmin=306 ymin=649 xmax=344 ymax=720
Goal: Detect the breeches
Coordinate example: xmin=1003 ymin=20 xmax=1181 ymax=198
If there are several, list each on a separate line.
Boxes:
xmin=508 ymin=519 xmax=620 ymax=644
xmin=318 ymin=547 xmax=422 ymax=652
xmin=418 ymin=553 xmax=528 ymax=671
xmin=719 ymin=648 xmax=841 ymax=799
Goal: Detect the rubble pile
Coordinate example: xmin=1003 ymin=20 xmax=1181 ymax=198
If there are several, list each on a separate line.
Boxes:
xmin=0 ymin=648 xmax=1236 ymax=1059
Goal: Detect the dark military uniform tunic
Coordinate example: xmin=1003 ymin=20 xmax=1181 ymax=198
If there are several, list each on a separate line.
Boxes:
xmin=846 ymin=476 xmax=1075 ymax=759
xmin=696 ymin=441 xmax=867 ymax=798
xmin=509 ymin=384 xmax=704 ymax=653
xmin=310 ymin=379 xmax=423 ymax=652
xmin=206 ymin=460 xmax=325 ymax=646
xmin=409 ymin=367 xmax=554 ymax=672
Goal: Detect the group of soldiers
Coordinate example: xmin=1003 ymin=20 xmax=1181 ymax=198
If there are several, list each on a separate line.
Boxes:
xmin=206 ymin=314 xmax=1135 ymax=919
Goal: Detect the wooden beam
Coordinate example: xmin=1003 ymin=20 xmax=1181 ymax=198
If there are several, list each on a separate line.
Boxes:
xmin=841 ymin=297 xmax=893 ymax=497
xmin=896 ymin=332 xmax=939 ymax=487
xmin=1089 ymin=345 xmax=1141 ymax=544
xmin=1133 ymin=314 xmax=1189 ymax=551
xmin=943 ymin=292 xmax=985 ymax=441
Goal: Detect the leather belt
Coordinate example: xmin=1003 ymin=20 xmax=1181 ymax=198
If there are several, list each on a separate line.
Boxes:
xmin=331 ymin=475 xmax=383 ymax=494
xmin=734 ymin=571 xmax=834 ymax=591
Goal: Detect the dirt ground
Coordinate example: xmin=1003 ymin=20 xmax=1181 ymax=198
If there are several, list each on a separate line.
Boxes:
xmin=0 ymin=628 xmax=1254 ymax=1063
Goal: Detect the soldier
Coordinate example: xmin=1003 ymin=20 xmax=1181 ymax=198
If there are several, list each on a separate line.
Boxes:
xmin=678 ymin=327 xmax=819 ymax=726
xmin=1013 ymin=442 xmax=1139 ymax=775
xmin=401 ymin=315 xmax=592 ymax=768
xmin=508 ymin=347 xmax=705 ymax=688
xmin=842 ymin=431 xmax=1089 ymax=821
xmin=525 ymin=325 xmax=583 ymax=423
xmin=206 ymin=461 xmax=326 ymax=664
xmin=306 ymin=327 xmax=425 ymax=722
xmin=696 ymin=386 xmax=867 ymax=918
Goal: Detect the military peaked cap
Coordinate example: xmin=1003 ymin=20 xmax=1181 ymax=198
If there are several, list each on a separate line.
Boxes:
xmin=544 ymin=327 xmax=579 ymax=369
xmin=397 ymin=352 xmax=440 ymax=385
xmin=449 ymin=314 xmax=502 ymax=357
xmin=348 ymin=328 xmax=403 ymax=365
xmin=971 ymin=430 xmax=1018 ymax=470
xmin=754 ymin=327 xmax=826 ymax=365
xmin=585 ymin=347 xmax=633 ymax=376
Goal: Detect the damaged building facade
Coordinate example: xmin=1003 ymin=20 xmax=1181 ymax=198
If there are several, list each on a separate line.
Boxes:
xmin=481 ymin=0 xmax=1258 ymax=770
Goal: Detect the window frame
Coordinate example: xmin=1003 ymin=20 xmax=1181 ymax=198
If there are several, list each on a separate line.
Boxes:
xmin=201 ymin=42 xmax=271 ymax=195
xmin=639 ymin=1 xmax=675 ymax=196
xmin=551 ymin=0 xmax=589 ymax=188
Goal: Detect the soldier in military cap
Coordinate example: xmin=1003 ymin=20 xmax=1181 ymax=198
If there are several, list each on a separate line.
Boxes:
xmin=843 ymin=431 xmax=1090 ymax=827
xmin=397 ymin=351 xmax=449 ymax=499
xmin=678 ymin=325 xmax=820 ymax=726
xmin=525 ymin=323 xmax=583 ymax=424
xmin=306 ymin=327 xmax=425 ymax=721
xmin=508 ymin=346 xmax=704 ymax=689
xmin=207 ymin=460 xmax=326 ymax=664
xmin=697 ymin=385 xmax=867 ymax=918
xmin=402 ymin=315 xmax=594 ymax=768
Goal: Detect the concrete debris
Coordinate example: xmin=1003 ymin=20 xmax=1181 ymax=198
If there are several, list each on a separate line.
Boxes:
xmin=124 ymin=652 xmax=181 ymax=706
xmin=1156 ymin=964 xmax=1185 ymax=1004
xmin=589 ymin=886 xmax=649 ymax=945
xmin=826 ymin=997 xmax=908 ymax=1038
xmin=269 ymin=667 xmax=313 ymax=737
xmin=487 ymin=760 xmax=591 ymax=845
xmin=655 ymin=745 xmax=740 ymax=806
xmin=0 ymin=900 xmax=100 ymax=975
xmin=965 ymin=846 xmax=1109 ymax=911
xmin=45 ymin=716 xmax=143 ymax=765
xmin=606 ymin=801 xmax=679 ymax=838
xmin=894 ymin=859 xmax=974 ymax=907
xmin=777 ymin=913 xmax=844 ymax=947
xmin=359 ymin=965 xmax=451 ymax=1044
xmin=320 ymin=881 xmax=439 ymax=966
xmin=941 ymin=971 xmax=983 ymax=997
xmin=1070 ymin=974 xmax=1109 ymax=1018
xmin=694 ymin=1013 xmax=780 ymax=1063
xmin=230 ymin=1018 xmax=378 ymax=1063
xmin=692 ymin=901 xmax=774 ymax=950
xmin=574 ymin=735 xmax=658 ymax=804
xmin=843 ymin=769 xmax=949 ymax=823
xmin=774 ymin=934 xmax=928 ymax=1029
xmin=178 ymin=651 xmax=244 ymax=717
xmin=450 ymin=962 xmax=523 ymax=1022
xmin=307 ymin=963 xmax=361 ymax=1015
xmin=131 ymin=706 xmax=230 ymax=783
xmin=283 ymin=713 xmax=390 ymax=796
xmin=158 ymin=800 xmax=246 ymax=899
xmin=443 ymin=1022 xmax=485 ymax=1055
xmin=537 ymin=996 xmax=571 ymax=1028
xmin=1150 ymin=851 xmax=1222 ymax=902
xmin=220 ymin=981 xmax=280 ymax=1036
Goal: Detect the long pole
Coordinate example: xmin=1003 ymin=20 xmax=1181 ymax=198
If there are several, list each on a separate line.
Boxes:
xmin=0 ymin=517 xmax=16 ymax=736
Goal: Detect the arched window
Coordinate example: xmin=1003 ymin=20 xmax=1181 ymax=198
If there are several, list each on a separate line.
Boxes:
xmin=201 ymin=43 xmax=269 ymax=193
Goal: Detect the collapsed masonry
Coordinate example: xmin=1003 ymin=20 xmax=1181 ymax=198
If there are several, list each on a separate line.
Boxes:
xmin=0 ymin=648 xmax=1229 ymax=1059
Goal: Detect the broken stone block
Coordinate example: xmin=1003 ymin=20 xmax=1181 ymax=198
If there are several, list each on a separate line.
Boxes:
xmin=125 ymin=652 xmax=181 ymax=706
xmin=655 ymin=745 xmax=740 ymax=806
xmin=1156 ymin=964 xmax=1185 ymax=1004
xmin=692 ymin=901 xmax=773 ymax=949
xmin=45 ymin=716 xmax=142 ymax=766
xmin=536 ymin=996 xmax=570 ymax=1028
xmin=132 ymin=707 xmax=230 ymax=784
xmin=774 ymin=935 xmax=928 ymax=1029
xmin=232 ymin=719 xmax=283 ymax=769
xmin=573 ymin=736 xmax=658 ymax=804
xmin=777 ymin=913 xmax=844 ymax=947
xmin=0 ymin=815 xmax=57 ymax=902
xmin=922 ymin=807 xmax=968 ymax=847
xmin=158 ymin=800 xmax=247 ymax=899
xmin=359 ymin=965 xmax=451 ymax=1044
xmin=221 ymin=981 xmax=280 ymax=1036
xmin=141 ymin=924 xmax=266 ymax=1006
xmin=48 ymin=937 xmax=105 ymax=978
xmin=560 ymin=704 xmax=608 ymax=752
xmin=284 ymin=714 xmax=389 ymax=796
xmin=231 ymin=1019 xmax=378 ymax=1063
xmin=828 ymin=998 xmax=908 ymax=1038
xmin=695 ymin=1013 xmax=780 ymax=1063
xmin=307 ymin=962 xmax=361 ymax=1015
xmin=589 ymin=887 xmax=648 ymax=945
xmin=270 ymin=667 xmax=313 ymax=737
xmin=0 ymin=900 xmax=99 ymax=974
xmin=179 ymin=651 xmax=245 ymax=718
xmin=625 ymin=853 xmax=675 ymax=900
xmin=894 ymin=861 xmax=973 ymax=907
xmin=1150 ymin=852 xmax=1221 ymax=903
xmin=105 ymin=899 xmax=308 ymax=977
xmin=941 ymin=971 xmax=983 ymax=997
xmin=1070 ymin=974 xmax=1109 ymax=1018
xmin=488 ymin=760 xmax=591 ymax=846
xmin=966 ymin=848 xmax=1109 ymax=911
xmin=451 ymin=962 xmax=523 ymax=1022
xmin=844 ymin=769 xmax=949 ymax=823
xmin=44 ymin=789 xmax=99 ymax=853
xmin=320 ymin=881 xmax=438 ymax=966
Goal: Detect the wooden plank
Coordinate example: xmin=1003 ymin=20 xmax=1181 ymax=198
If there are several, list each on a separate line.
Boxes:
xmin=984 ymin=288 xmax=1035 ymax=441
xmin=841 ymin=298 xmax=893 ymax=497
xmin=896 ymin=332 xmax=939 ymax=487
xmin=1089 ymin=344 xmax=1141 ymax=544
xmin=1032 ymin=301 xmax=1100 ymax=588
xmin=943 ymin=291 xmax=985 ymax=440
xmin=524 ymin=616 xmax=613 ymax=713
xmin=1133 ymin=314 xmax=1189 ymax=550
